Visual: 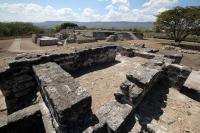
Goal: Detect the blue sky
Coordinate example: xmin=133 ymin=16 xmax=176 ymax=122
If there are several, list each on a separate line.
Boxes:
xmin=0 ymin=0 xmax=199 ymax=22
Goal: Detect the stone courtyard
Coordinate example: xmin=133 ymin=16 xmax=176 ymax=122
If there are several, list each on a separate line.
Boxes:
xmin=0 ymin=36 xmax=200 ymax=133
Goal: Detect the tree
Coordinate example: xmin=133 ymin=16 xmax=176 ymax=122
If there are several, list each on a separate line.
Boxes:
xmin=154 ymin=6 xmax=200 ymax=44
xmin=0 ymin=22 xmax=44 ymax=37
xmin=60 ymin=22 xmax=78 ymax=29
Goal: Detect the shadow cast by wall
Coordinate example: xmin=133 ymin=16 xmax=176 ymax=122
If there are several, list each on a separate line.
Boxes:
xmin=72 ymin=60 xmax=121 ymax=78
xmin=121 ymin=82 xmax=170 ymax=133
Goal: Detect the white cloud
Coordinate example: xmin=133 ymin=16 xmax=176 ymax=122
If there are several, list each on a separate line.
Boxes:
xmin=132 ymin=0 xmax=179 ymax=21
xmin=105 ymin=5 xmax=115 ymax=10
xmin=0 ymin=0 xmax=179 ymax=22
xmin=142 ymin=0 xmax=178 ymax=8
xmin=112 ymin=0 xmax=130 ymax=6
xmin=81 ymin=8 xmax=105 ymax=21
xmin=0 ymin=3 xmax=80 ymax=21
xmin=82 ymin=8 xmax=94 ymax=17
xmin=118 ymin=5 xmax=130 ymax=12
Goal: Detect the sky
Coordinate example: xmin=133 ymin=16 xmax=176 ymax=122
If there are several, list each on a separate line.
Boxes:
xmin=0 ymin=0 xmax=199 ymax=22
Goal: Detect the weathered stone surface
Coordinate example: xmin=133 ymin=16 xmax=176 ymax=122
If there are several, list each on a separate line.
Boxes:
xmin=164 ymin=54 xmax=183 ymax=64
xmin=106 ymin=101 xmax=133 ymax=132
xmin=76 ymin=38 xmax=97 ymax=44
xmin=0 ymin=104 xmax=45 ymax=133
xmin=39 ymin=103 xmax=56 ymax=133
xmin=116 ymin=46 xmax=135 ymax=57
xmin=57 ymin=41 xmax=63 ymax=46
xmin=116 ymin=32 xmax=136 ymax=41
xmin=55 ymin=33 xmax=63 ymax=41
xmin=84 ymin=99 xmax=133 ymax=133
xmin=66 ymin=38 xmax=75 ymax=43
xmin=105 ymin=35 xmax=117 ymax=42
xmin=132 ymin=43 xmax=145 ymax=48
xmin=134 ymin=51 xmax=155 ymax=59
xmin=126 ymin=66 xmax=162 ymax=88
xmin=120 ymin=80 xmax=143 ymax=103
xmin=161 ymin=64 xmax=192 ymax=90
xmin=37 ymin=37 xmax=58 ymax=46
xmin=33 ymin=62 xmax=92 ymax=127
xmin=181 ymin=70 xmax=200 ymax=101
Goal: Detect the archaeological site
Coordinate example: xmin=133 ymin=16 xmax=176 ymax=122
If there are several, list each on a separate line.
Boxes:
xmin=0 ymin=28 xmax=200 ymax=133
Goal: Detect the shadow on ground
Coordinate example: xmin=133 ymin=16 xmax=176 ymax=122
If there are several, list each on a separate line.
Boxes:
xmin=121 ymin=82 xmax=170 ymax=132
xmin=71 ymin=60 xmax=121 ymax=78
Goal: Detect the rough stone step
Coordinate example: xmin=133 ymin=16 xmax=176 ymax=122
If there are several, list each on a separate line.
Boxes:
xmin=83 ymin=99 xmax=133 ymax=133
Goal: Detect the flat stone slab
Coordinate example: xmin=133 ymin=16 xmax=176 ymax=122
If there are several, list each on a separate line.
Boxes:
xmin=37 ymin=37 xmax=58 ymax=46
xmin=33 ymin=62 xmax=91 ymax=127
xmin=126 ymin=66 xmax=162 ymax=88
xmin=184 ymin=70 xmax=200 ymax=93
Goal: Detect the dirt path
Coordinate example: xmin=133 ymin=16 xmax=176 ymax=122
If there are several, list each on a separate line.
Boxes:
xmin=8 ymin=38 xmax=21 ymax=52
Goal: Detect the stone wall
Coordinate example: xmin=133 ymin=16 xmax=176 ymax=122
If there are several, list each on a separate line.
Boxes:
xmin=0 ymin=67 xmax=36 ymax=114
xmin=0 ymin=45 xmax=193 ymax=133
xmin=32 ymin=34 xmax=55 ymax=44
xmin=76 ymin=38 xmax=97 ymax=44
xmin=81 ymin=32 xmax=115 ymax=40
xmin=116 ymin=32 xmax=134 ymax=41
xmin=0 ymin=104 xmax=46 ymax=133
xmin=37 ymin=37 xmax=58 ymax=46
xmin=161 ymin=64 xmax=192 ymax=90
xmin=33 ymin=62 xmax=92 ymax=128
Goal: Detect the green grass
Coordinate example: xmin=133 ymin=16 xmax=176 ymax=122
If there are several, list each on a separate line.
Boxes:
xmin=187 ymin=111 xmax=192 ymax=116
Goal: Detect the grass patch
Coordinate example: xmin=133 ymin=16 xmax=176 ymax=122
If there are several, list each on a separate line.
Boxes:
xmin=187 ymin=111 xmax=192 ymax=116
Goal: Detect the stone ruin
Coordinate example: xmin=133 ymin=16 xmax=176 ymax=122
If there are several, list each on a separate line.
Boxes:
xmin=0 ymin=44 xmax=192 ymax=133
xmin=32 ymin=29 xmax=143 ymax=46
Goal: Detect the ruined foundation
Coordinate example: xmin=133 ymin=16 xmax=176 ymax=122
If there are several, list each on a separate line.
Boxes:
xmin=0 ymin=44 xmax=192 ymax=133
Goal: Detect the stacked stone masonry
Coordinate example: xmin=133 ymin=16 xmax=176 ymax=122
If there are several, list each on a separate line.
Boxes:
xmin=0 ymin=45 xmax=192 ymax=133
xmin=33 ymin=62 xmax=92 ymax=127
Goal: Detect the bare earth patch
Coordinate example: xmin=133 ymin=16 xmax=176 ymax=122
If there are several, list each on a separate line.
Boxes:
xmin=0 ymin=38 xmax=200 ymax=132
xmin=74 ymin=55 xmax=147 ymax=113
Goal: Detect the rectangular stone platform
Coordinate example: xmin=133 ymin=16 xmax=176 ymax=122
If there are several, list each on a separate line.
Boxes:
xmin=37 ymin=37 xmax=58 ymax=46
xmin=32 ymin=62 xmax=92 ymax=127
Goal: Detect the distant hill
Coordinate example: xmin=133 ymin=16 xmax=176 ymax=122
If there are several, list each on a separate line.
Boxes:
xmin=33 ymin=21 xmax=154 ymax=30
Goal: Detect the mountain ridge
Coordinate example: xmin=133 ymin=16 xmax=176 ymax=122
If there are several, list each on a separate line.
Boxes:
xmin=33 ymin=21 xmax=154 ymax=30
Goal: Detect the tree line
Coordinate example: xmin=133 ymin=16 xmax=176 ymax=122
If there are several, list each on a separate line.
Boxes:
xmin=0 ymin=22 xmax=44 ymax=37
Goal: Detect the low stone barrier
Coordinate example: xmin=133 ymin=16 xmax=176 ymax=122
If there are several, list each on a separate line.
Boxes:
xmin=33 ymin=62 xmax=92 ymax=128
xmin=37 ymin=37 xmax=58 ymax=46
xmin=32 ymin=34 xmax=55 ymax=44
xmin=76 ymin=38 xmax=97 ymax=44
xmin=0 ymin=104 xmax=46 ymax=133
xmin=0 ymin=67 xmax=36 ymax=114
xmin=0 ymin=44 xmax=193 ymax=133
xmin=105 ymin=35 xmax=117 ymax=42
xmin=164 ymin=54 xmax=183 ymax=64
xmin=161 ymin=64 xmax=192 ymax=90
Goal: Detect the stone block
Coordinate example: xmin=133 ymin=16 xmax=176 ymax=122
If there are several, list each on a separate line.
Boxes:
xmin=126 ymin=66 xmax=162 ymax=88
xmin=120 ymin=80 xmax=143 ymax=103
xmin=105 ymin=35 xmax=117 ymax=42
xmin=84 ymin=99 xmax=133 ymax=133
xmin=164 ymin=54 xmax=183 ymax=64
xmin=57 ymin=41 xmax=63 ymax=46
xmin=37 ymin=37 xmax=58 ymax=46
xmin=32 ymin=62 xmax=92 ymax=127
xmin=76 ymin=38 xmax=97 ymax=44
xmin=162 ymin=64 xmax=192 ymax=90
xmin=134 ymin=51 xmax=155 ymax=59
xmin=0 ymin=104 xmax=45 ymax=133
